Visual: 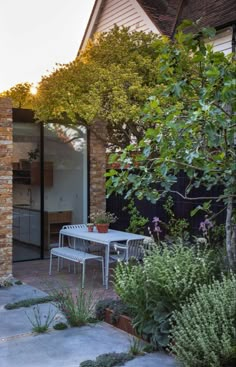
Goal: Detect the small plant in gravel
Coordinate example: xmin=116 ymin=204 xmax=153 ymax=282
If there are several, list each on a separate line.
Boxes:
xmin=53 ymin=322 xmax=68 ymax=330
xmin=80 ymin=352 xmax=134 ymax=367
xmin=5 ymin=296 xmax=55 ymax=310
xmin=50 ymin=286 xmax=95 ymax=327
xmin=14 ymin=280 xmax=23 ymax=285
xmin=128 ymin=337 xmax=145 ymax=356
xmin=25 ymin=304 xmax=56 ymax=333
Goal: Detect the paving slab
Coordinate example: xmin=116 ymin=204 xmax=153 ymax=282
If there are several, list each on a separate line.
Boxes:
xmin=0 ymin=303 xmax=63 ymax=338
xmin=0 ymin=283 xmax=47 ymax=307
xmin=124 ymin=352 xmax=177 ymax=366
xmin=0 ymin=283 xmax=177 ymax=367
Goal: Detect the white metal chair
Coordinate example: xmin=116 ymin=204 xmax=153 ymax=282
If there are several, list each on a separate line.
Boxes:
xmin=110 ymin=237 xmax=152 ymax=263
xmin=62 ymin=224 xmax=89 ymax=251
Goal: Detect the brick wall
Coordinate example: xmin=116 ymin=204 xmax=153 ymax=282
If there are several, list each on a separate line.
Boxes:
xmin=89 ymin=120 xmax=107 ymax=215
xmin=0 ymin=98 xmax=13 ymax=279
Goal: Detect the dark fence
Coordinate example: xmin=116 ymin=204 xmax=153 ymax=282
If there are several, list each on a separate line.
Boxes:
xmin=106 ymin=172 xmax=226 ymax=236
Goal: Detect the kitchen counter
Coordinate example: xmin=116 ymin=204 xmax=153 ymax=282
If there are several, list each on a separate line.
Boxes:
xmin=13 ymin=206 xmax=72 ymax=248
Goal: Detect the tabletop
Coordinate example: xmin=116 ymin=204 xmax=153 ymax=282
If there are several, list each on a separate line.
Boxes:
xmin=59 ymin=227 xmax=145 ymax=245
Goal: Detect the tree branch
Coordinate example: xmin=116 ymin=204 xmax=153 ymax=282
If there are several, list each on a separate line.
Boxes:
xmin=168 ymin=190 xmax=236 ymax=201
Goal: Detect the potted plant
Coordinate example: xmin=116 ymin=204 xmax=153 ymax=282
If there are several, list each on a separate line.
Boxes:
xmin=86 ymin=223 xmax=94 ymax=232
xmin=90 ymin=211 xmax=117 ymax=233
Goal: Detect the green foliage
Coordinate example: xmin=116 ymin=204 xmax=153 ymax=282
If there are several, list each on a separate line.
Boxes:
xmin=0 ymin=82 xmax=34 ymax=108
xmin=53 ymin=322 xmax=68 ymax=330
xmin=80 ymin=352 xmax=134 ymax=367
xmin=14 ymin=280 xmax=23 ymax=285
xmin=171 ymin=273 xmax=236 ymax=367
xmin=50 ymin=286 xmax=94 ymax=327
xmin=25 ymin=304 xmax=56 ymax=333
xmin=0 ymin=280 xmax=13 ymax=288
xmin=162 ymin=196 xmax=189 ymax=240
xmin=113 ymin=261 xmax=146 ymax=315
xmin=95 ymin=298 xmax=132 ymax=323
xmin=105 ymin=23 xmax=236 ymax=265
xmin=128 ymin=337 xmax=145 ymax=356
xmin=144 ymin=242 xmax=215 ymax=307
xmin=35 ymin=27 xmax=161 ymax=150
xmin=124 ymin=198 xmax=148 ymax=234
xmin=113 ymin=241 xmax=216 ymax=348
xmin=90 ymin=210 xmax=117 ymax=224
xmin=5 ymin=296 xmax=55 ymax=310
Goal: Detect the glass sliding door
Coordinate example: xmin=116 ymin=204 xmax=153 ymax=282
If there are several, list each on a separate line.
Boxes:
xmin=43 ymin=123 xmax=88 ymax=257
xmin=13 ymin=121 xmax=41 ymax=261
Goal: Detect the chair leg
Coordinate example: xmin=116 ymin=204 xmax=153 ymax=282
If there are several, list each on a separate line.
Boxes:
xmin=82 ymin=261 xmax=85 ymax=288
xmin=57 ymin=257 xmax=60 ymax=272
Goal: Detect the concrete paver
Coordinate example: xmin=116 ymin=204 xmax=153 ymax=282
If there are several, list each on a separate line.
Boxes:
xmin=0 ymin=283 xmax=177 ymax=367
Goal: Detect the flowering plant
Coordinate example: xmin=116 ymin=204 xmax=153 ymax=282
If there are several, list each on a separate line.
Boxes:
xmin=90 ymin=210 xmax=118 ymax=224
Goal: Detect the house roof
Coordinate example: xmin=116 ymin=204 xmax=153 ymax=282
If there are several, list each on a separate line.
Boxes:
xmin=137 ymin=0 xmax=236 ymax=37
xmin=79 ymin=0 xmax=236 ymax=51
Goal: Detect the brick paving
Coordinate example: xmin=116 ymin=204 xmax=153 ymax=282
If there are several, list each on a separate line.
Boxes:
xmin=13 ymin=258 xmax=118 ymax=303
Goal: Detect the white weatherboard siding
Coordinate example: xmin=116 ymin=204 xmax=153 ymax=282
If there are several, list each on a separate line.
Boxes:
xmin=94 ymin=0 xmax=159 ymax=34
xmin=211 ymin=28 xmax=233 ymax=55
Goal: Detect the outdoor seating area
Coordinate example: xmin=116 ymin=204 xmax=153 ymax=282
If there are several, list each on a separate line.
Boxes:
xmin=55 ymin=224 xmax=148 ymax=289
xmin=0 ymin=1 xmax=235 ymax=366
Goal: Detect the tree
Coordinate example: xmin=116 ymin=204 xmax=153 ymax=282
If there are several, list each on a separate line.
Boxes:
xmin=106 ymin=22 xmax=236 ymax=267
xmin=0 ymin=82 xmax=34 ymax=108
xmin=34 ymin=27 xmax=162 ymax=150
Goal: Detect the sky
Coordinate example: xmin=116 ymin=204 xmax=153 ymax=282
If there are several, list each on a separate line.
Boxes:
xmin=0 ymin=0 xmax=95 ymax=92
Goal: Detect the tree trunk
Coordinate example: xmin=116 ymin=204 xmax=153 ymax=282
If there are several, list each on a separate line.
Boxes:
xmin=225 ymin=197 xmax=236 ymax=268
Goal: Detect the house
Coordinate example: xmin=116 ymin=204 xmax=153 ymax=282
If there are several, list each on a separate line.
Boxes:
xmin=0 ymin=0 xmax=235 ymax=281
xmin=79 ymin=0 xmax=236 ymax=54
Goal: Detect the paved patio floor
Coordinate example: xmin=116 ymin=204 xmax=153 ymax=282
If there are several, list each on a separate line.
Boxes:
xmin=0 ymin=281 xmax=177 ymax=367
xmin=13 ymin=258 xmax=117 ymax=301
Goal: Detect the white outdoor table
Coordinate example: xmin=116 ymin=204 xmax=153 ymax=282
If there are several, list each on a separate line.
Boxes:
xmin=59 ymin=227 xmax=145 ymax=289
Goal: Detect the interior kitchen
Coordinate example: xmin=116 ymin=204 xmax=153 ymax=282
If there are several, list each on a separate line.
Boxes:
xmin=13 ymin=111 xmax=88 ymax=261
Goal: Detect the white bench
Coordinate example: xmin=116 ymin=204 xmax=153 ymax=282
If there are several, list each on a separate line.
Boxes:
xmin=49 ymin=247 xmax=104 ymax=288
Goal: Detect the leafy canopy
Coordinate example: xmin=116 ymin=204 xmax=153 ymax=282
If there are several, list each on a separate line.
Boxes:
xmin=34 ymin=27 xmax=165 ymax=149
xmin=0 ymin=82 xmax=34 ymax=109
xmin=106 ymin=24 xmax=236 ymax=205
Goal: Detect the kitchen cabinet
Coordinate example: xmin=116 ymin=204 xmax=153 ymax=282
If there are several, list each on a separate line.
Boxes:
xmin=45 ymin=211 xmax=72 ymax=248
xmin=29 ymin=211 xmax=40 ymax=246
xmin=13 ymin=161 xmax=53 ymax=186
xmin=31 ymin=161 xmax=53 ymax=186
xmin=19 ymin=208 xmax=30 ymax=243
xmin=13 ymin=207 xmax=40 ymax=246
xmin=13 ymin=208 xmax=20 ymax=240
xmin=13 ymin=169 xmax=31 ymax=185
xmin=13 ymin=207 xmax=72 ymax=248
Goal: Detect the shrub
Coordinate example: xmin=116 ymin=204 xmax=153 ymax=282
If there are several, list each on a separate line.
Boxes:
xmin=80 ymin=353 xmax=133 ymax=367
xmin=143 ymin=242 xmax=215 ymax=308
xmin=113 ymin=241 xmax=216 ymax=348
xmin=51 ymin=286 xmax=95 ymax=327
xmin=95 ymin=298 xmax=132 ymax=323
xmin=171 ymin=273 xmax=236 ymax=367
xmin=113 ymin=261 xmax=146 ymax=313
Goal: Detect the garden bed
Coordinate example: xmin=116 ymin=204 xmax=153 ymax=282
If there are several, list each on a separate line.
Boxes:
xmin=104 ymin=308 xmax=137 ymax=336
